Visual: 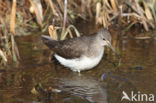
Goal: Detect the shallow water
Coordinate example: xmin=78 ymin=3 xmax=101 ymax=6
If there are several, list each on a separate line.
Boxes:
xmin=0 ymin=24 xmax=156 ymax=103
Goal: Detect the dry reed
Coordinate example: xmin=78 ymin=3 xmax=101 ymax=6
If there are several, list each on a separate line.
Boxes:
xmin=0 ymin=0 xmax=156 ymax=65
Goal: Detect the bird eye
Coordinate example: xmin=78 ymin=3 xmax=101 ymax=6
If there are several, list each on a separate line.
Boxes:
xmin=103 ymin=38 xmax=106 ymax=40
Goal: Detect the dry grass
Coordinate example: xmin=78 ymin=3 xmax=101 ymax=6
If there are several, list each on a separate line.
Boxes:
xmin=95 ymin=0 xmax=156 ymax=31
xmin=29 ymin=0 xmax=43 ymax=27
xmin=0 ymin=0 xmax=156 ymax=65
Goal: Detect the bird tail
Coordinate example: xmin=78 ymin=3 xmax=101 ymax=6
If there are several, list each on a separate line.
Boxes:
xmin=41 ymin=35 xmax=57 ymax=49
xmin=42 ymin=35 xmax=53 ymax=40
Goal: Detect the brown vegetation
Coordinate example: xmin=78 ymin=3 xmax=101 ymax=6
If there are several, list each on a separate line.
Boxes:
xmin=0 ymin=0 xmax=156 ymax=65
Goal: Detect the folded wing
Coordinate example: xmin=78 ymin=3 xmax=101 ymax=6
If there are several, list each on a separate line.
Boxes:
xmin=42 ymin=35 xmax=89 ymax=59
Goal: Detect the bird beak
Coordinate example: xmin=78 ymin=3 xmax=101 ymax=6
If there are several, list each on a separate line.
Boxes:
xmin=106 ymin=41 xmax=119 ymax=59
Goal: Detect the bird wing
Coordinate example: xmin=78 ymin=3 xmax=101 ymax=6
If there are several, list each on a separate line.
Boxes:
xmin=42 ymin=35 xmax=89 ymax=59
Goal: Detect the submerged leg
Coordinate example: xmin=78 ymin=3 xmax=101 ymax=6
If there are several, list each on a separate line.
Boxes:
xmin=77 ymin=70 xmax=81 ymax=76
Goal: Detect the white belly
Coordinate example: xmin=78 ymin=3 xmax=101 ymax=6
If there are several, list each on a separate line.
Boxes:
xmin=54 ymin=48 xmax=104 ymax=72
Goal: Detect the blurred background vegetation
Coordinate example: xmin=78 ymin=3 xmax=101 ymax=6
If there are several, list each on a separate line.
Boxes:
xmin=0 ymin=0 xmax=156 ymax=65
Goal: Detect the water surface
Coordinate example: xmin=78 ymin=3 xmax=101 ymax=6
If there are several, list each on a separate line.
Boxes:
xmin=0 ymin=24 xmax=156 ymax=103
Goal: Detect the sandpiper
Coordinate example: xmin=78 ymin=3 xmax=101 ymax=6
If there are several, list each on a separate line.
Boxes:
xmin=42 ymin=29 xmax=118 ymax=72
